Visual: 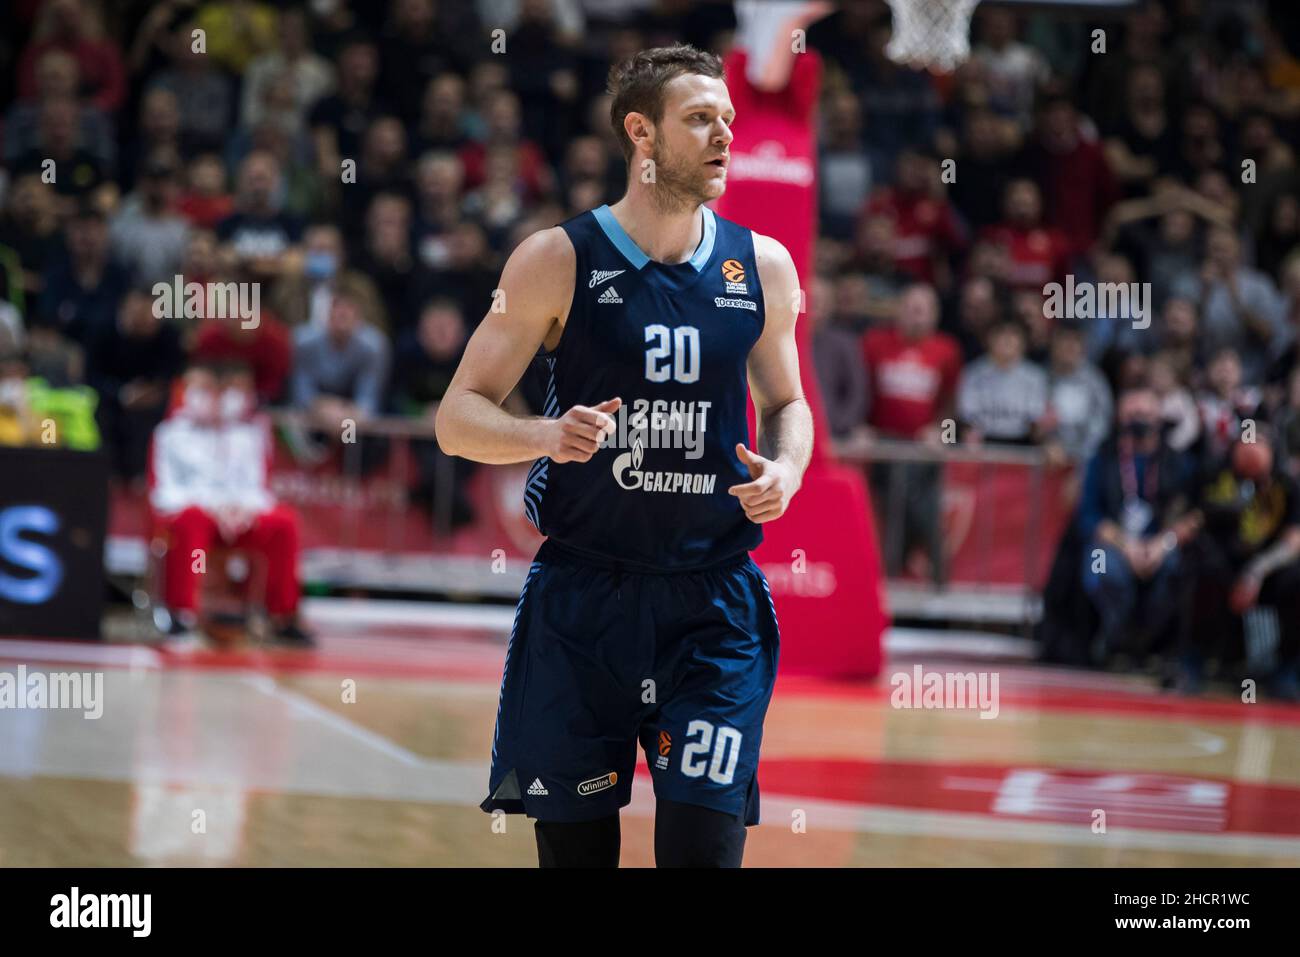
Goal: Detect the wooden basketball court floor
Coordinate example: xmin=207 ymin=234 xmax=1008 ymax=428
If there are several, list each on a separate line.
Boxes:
xmin=2 ymin=601 xmax=1300 ymax=867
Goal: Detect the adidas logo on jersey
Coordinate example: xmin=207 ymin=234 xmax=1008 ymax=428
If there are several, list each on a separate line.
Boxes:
xmin=526 ymin=778 xmax=549 ymax=796
xmin=589 ymin=269 xmax=626 ymax=288
xmin=597 ymin=286 xmax=623 ymax=304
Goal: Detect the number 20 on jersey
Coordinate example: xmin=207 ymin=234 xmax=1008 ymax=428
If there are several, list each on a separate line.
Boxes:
xmin=645 ymin=324 xmax=700 ymax=384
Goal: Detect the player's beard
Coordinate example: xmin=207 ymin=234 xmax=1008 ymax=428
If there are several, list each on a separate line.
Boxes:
xmin=649 ymin=134 xmax=719 ymax=214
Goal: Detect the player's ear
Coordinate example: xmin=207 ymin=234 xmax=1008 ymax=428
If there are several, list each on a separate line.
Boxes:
xmin=625 ymin=111 xmax=653 ymax=151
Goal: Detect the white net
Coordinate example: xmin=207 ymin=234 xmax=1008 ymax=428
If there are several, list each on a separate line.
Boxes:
xmin=882 ymin=0 xmax=982 ymax=72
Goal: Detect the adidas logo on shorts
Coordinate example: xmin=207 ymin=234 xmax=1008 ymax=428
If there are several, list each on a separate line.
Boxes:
xmin=526 ymin=778 xmax=549 ymax=796
xmin=597 ymin=286 xmax=623 ymax=304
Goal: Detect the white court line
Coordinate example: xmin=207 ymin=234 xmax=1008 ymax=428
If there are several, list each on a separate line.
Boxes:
xmin=884 ymin=628 xmax=1035 ymax=659
xmin=301 ymin=598 xmax=516 ymax=630
xmin=0 ymin=639 xmax=161 ymax=669
xmin=238 ymin=672 xmax=430 ymax=768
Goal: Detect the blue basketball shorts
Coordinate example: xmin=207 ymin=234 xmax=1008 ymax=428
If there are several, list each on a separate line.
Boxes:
xmin=481 ymin=539 xmax=781 ymax=825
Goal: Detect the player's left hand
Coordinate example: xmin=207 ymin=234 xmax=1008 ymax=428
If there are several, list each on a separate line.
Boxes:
xmin=728 ymin=443 xmax=799 ymax=523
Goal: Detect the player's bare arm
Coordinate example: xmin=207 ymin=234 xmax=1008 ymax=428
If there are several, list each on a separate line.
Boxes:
xmin=728 ymin=231 xmax=813 ymax=524
xmin=434 ymin=227 xmax=621 ymax=465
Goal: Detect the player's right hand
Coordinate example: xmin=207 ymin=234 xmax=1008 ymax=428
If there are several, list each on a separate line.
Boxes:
xmin=543 ymin=397 xmax=621 ymax=463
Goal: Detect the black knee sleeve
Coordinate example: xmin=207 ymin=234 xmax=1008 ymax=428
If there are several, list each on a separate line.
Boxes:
xmin=654 ymin=798 xmax=747 ymax=868
xmin=534 ymin=814 xmax=621 ymax=868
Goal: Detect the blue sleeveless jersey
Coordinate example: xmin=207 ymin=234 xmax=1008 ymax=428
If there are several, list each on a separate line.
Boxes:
xmin=523 ymin=204 xmax=766 ymax=570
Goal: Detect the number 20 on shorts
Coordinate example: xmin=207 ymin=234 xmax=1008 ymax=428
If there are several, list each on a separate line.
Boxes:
xmin=680 ymin=718 xmax=742 ymax=784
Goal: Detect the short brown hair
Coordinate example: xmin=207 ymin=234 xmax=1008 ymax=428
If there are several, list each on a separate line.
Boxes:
xmin=332 ymin=273 xmax=381 ymax=327
xmin=607 ymin=44 xmax=724 ymax=164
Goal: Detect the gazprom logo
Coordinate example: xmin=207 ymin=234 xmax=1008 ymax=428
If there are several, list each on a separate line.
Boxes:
xmin=612 ymin=434 xmax=645 ymax=490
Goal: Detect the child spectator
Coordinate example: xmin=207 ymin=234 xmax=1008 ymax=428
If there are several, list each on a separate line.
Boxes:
xmin=957 ymin=316 xmax=1049 ymax=444
xmin=150 ymin=361 xmax=313 ymax=646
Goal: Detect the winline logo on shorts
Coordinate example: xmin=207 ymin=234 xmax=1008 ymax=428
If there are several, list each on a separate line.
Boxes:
xmin=889 ymin=665 xmax=999 ymax=719
xmin=577 ymin=771 xmax=618 ymax=796
xmin=0 ymin=665 xmax=103 ymax=719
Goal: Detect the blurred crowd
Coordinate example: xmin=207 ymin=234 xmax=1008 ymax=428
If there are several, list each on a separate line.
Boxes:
xmin=0 ymin=0 xmax=1299 ymax=681
xmin=814 ymin=0 xmax=1300 ymax=472
xmin=807 ymin=0 xmax=1300 ymax=693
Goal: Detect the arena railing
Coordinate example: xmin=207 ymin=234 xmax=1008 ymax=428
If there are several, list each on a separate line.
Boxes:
xmin=832 ymin=435 xmax=1063 ymax=629
xmin=253 ymin=411 xmax=1069 ymax=622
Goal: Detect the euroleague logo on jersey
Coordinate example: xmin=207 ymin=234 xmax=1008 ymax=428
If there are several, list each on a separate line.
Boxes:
xmin=721 ymin=258 xmax=748 ymax=295
xmin=655 ymin=731 xmax=672 ymax=770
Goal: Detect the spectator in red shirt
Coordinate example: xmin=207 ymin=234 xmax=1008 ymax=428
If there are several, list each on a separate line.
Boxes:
xmin=1017 ymin=92 xmax=1121 ymax=257
xmin=980 ymin=178 xmax=1072 ymax=291
xmin=191 ymin=301 xmax=293 ymax=406
xmin=860 ymin=146 xmax=969 ymax=290
xmin=16 ymin=0 xmax=127 ymax=114
xmin=862 ymin=283 xmax=962 ymax=582
xmin=457 ymin=89 xmax=551 ymax=205
xmin=176 ymin=154 xmax=234 ymax=231
xmin=863 ymin=282 xmax=963 ymax=441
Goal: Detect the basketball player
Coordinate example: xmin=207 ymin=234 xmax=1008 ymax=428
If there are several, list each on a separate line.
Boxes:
xmin=435 ymin=45 xmax=813 ymax=867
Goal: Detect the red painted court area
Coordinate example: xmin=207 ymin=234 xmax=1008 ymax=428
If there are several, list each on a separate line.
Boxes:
xmin=758 ymin=760 xmax=1300 ymax=836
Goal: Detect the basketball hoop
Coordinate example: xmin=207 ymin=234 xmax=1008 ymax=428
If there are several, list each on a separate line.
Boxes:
xmin=882 ymin=0 xmax=982 ymax=72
